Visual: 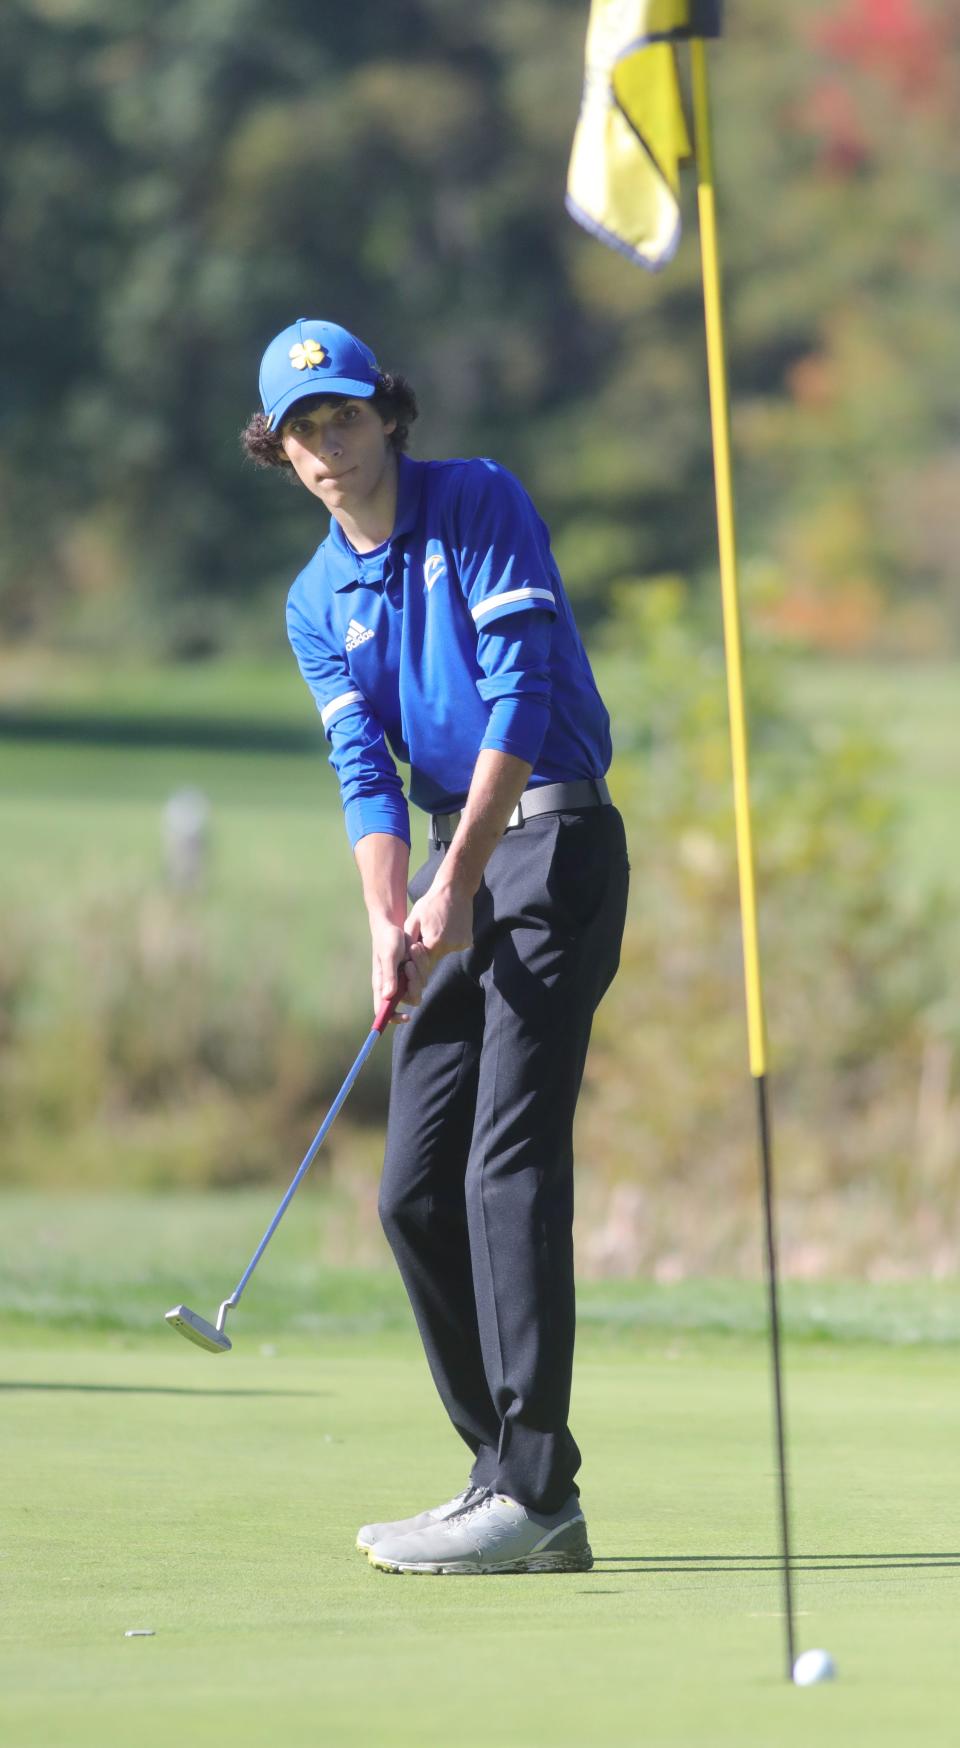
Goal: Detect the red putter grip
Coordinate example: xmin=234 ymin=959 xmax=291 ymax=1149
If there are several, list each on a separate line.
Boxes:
xmin=372 ymin=990 xmax=402 ymax=1034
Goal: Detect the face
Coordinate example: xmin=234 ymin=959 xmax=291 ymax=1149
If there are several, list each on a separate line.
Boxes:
xmin=280 ymin=398 xmax=396 ymax=513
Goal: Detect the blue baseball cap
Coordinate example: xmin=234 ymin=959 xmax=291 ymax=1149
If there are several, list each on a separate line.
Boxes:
xmin=258 ymin=319 xmax=380 ymax=431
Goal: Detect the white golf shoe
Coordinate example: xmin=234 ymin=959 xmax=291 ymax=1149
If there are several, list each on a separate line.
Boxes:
xmin=355 ymin=1485 xmax=486 ymax=1555
xmin=367 ymin=1489 xmax=592 ymax=1574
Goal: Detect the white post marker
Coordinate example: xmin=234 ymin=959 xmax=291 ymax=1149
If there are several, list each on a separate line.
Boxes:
xmin=163 ymin=787 xmax=210 ymax=890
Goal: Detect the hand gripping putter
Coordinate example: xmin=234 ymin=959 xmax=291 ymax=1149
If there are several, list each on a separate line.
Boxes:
xmin=166 ymin=992 xmax=399 ymax=1353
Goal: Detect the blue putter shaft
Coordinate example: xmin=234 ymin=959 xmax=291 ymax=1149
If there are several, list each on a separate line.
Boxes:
xmin=166 ymin=991 xmax=399 ymax=1351
xmin=231 ymin=992 xmax=398 ymax=1307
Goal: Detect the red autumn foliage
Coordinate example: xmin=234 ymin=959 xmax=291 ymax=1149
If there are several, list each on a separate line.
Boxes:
xmin=798 ymin=78 xmax=870 ymax=175
xmin=813 ymin=0 xmax=949 ymax=104
xmin=797 ymin=1 xmax=954 ymax=175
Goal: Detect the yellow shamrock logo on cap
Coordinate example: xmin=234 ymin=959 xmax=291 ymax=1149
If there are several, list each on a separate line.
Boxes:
xmin=289 ymin=339 xmax=326 ymax=371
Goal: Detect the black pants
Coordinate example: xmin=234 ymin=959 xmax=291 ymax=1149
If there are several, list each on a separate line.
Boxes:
xmin=379 ymin=806 xmax=629 ymax=1513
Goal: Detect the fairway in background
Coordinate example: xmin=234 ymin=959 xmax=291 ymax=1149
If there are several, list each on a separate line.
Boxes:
xmin=6 ymin=1193 xmax=960 ymax=1347
xmin=2 ymin=648 xmax=957 ymax=1270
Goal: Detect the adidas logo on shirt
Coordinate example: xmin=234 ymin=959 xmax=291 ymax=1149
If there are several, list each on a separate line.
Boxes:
xmin=345 ymin=618 xmax=375 ymax=653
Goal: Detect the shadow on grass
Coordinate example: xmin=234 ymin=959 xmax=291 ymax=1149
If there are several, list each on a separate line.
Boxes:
xmin=0 ymin=1381 xmax=325 ymax=1398
xmin=594 ymin=1553 xmax=960 ymax=1573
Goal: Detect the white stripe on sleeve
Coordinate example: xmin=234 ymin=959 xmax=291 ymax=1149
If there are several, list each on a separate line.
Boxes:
xmin=320 ymin=689 xmax=364 ymax=729
xmin=470 ymin=587 xmax=556 ymax=623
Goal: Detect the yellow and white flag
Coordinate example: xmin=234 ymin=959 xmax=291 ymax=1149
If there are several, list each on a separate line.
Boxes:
xmin=566 ymin=0 xmax=721 ymax=270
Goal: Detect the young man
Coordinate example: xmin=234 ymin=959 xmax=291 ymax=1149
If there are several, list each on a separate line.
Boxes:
xmin=244 ymin=318 xmax=629 ymax=1575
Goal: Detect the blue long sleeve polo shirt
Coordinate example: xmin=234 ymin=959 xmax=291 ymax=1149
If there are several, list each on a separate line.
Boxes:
xmin=286 ymin=454 xmax=612 ymax=848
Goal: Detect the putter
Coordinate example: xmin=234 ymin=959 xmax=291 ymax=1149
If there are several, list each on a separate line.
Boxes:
xmin=166 ymin=990 xmax=400 ymax=1353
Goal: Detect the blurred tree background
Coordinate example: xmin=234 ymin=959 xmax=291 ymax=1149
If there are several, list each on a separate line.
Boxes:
xmin=1 ymin=0 xmax=958 ymax=1272
xmin=3 ymin=0 xmax=959 ymax=653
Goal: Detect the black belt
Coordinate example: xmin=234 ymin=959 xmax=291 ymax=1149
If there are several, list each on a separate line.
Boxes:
xmin=430 ymin=777 xmax=611 ymax=848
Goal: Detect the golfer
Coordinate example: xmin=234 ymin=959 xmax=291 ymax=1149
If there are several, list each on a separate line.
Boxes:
xmin=244 ymin=319 xmax=628 ymax=1574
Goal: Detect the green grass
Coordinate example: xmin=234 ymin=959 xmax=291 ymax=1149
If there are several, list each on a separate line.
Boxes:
xmin=4 ymin=1196 xmax=960 ymax=1747
xmin=0 ymin=735 xmax=373 ymax=1017
xmin=1 ymin=654 xmax=956 ymax=945
xmin=0 ymin=649 xmax=310 ymax=726
xmin=0 ymin=658 xmax=406 ymax=1020
xmin=6 ymin=1193 xmax=960 ymax=1348
xmin=3 ymin=658 xmax=958 ymax=1740
xmin=2 ymin=655 xmax=957 ymax=930
xmin=1 ymin=653 xmax=957 ymax=1030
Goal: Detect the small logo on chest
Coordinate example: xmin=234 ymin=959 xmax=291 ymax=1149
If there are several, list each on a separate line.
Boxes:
xmin=424 ymin=553 xmax=447 ymax=593
xmin=345 ymin=618 xmax=375 ymax=652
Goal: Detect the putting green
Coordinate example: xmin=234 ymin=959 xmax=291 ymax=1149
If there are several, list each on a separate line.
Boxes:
xmin=3 ymin=1319 xmax=959 ymax=1747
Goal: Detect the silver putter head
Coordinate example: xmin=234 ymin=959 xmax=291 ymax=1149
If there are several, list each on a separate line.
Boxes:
xmin=165 ymin=1304 xmax=232 ymax=1353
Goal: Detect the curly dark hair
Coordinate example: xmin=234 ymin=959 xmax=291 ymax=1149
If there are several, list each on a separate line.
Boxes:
xmin=241 ymin=373 xmax=418 ymax=471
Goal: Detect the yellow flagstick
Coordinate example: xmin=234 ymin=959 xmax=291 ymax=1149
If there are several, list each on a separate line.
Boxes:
xmin=689 ymin=36 xmax=797 ymax=1682
xmin=690 ymin=39 xmax=765 ymax=1077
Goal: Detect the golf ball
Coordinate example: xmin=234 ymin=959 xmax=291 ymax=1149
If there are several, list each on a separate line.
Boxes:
xmin=793 ymin=1648 xmax=836 ymax=1686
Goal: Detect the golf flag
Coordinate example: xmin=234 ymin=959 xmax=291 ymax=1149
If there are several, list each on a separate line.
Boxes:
xmin=567 ymin=9 xmax=800 ymax=1681
xmin=566 ymin=0 xmax=722 ymax=270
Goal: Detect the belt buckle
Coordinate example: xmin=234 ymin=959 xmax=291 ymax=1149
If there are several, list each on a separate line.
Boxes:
xmin=432 ymin=810 xmax=460 ymax=848
xmin=505 ymin=798 xmax=523 ymax=831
